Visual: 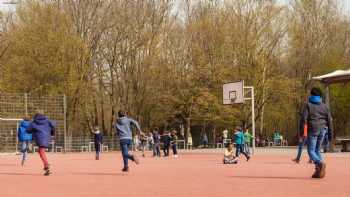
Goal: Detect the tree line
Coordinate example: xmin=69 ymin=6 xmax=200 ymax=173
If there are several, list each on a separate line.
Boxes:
xmin=0 ymin=0 xmax=349 ymax=144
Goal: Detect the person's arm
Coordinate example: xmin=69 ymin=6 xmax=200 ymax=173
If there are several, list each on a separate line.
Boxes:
xmin=49 ymin=120 xmax=56 ymax=137
xmin=17 ymin=125 xmax=21 ymax=140
xmin=326 ymin=106 xmax=333 ymax=141
xmin=130 ymin=118 xmax=142 ymax=134
xmin=300 ymin=104 xmax=309 ymax=137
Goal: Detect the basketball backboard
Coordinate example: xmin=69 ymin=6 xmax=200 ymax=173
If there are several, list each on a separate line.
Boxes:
xmin=223 ymin=81 xmax=244 ymax=104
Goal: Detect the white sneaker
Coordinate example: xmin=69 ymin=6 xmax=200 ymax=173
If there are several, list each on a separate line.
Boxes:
xmin=174 ymin=155 xmax=178 ymax=158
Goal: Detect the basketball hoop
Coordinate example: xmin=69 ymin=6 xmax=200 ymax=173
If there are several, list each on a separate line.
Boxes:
xmin=223 ymin=81 xmax=244 ymax=104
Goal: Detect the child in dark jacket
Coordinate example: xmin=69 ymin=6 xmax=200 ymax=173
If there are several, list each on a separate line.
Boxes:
xmin=152 ymin=129 xmax=161 ymax=157
xmin=92 ymin=126 xmax=103 ymax=160
xmin=300 ymin=87 xmax=333 ymax=179
xmin=162 ymin=131 xmax=171 ymax=157
xmin=26 ymin=111 xmax=55 ymax=176
xmin=18 ymin=116 xmax=32 ymax=166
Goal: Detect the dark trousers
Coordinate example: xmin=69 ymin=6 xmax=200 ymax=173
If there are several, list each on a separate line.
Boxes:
xmin=95 ymin=142 xmax=101 ymax=155
xmin=172 ymin=144 xmax=178 ymax=155
xmin=236 ymin=144 xmax=249 ymax=159
xmin=153 ymin=143 xmax=161 ymax=156
xmin=163 ymin=145 xmax=170 ymax=156
xmin=120 ymin=139 xmax=134 ymax=168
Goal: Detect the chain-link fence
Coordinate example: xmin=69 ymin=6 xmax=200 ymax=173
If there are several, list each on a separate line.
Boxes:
xmin=0 ymin=93 xmax=124 ymax=153
xmin=0 ymin=93 xmax=66 ymax=152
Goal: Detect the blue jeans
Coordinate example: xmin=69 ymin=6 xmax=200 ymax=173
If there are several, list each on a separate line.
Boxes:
xmin=307 ymin=129 xmax=327 ymax=165
xmin=236 ymin=144 xmax=249 ymax=159
xmin=172 ymin=144 xmax=178 ymax=155
xmin=244 ymin=143 xmax=250 ymax=155
xmin=120 ymin=139 xmax=134 ymax=168
xmin=153 ymin=143 xmax=160 ymax=156
xmin=296 ymin=138 xmax=308 ymax=160
xmin=21 ymin=141 xmax=30 ymax=162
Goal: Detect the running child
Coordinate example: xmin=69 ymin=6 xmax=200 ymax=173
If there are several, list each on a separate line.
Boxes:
xmin=18 ymin=116 xmax=32 ymax=166
xmin=244 ymin=129 xmax=253 ymax=155
xmin=152 ymin=128 xmax=161 ymax=157
xmin=92 ymin=126 xmax=103 ymax=160
xmin=140 ymin=132 xmax=147 ymax=157
xmin=292 ymin=123 xmax=312 ymax=164
xmin=234 ymin=126 xmax=250 ymax=161
xmin=223 ymin=143 xmax=238 ymax=164
xmin=147 ymin=131 xmax=155 ymax=156
xmin=162 ymin=131 xmax=171 ymax=157
xmin=170 ymin=130 xmax=178 ymax=158
xmin=26 ymin=110 xmax=55 ymax=176
xmin=115 ymin=110 xmax=142 ymax=172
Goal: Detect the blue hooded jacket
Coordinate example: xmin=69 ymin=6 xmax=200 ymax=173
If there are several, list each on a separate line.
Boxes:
xmin=26 ymin=114 xmax=55 ymax=148
xmin=18 ymin=120 xmax=32 ymax=142
xmin=234 ymin=130 xmax=245 ymax=145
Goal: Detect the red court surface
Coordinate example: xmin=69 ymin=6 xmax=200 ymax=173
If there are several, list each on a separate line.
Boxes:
xmin=1 ymin=149 xmax=350 ymax=197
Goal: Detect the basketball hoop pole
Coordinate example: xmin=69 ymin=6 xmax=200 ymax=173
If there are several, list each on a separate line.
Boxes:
xmin=244 ymin=86 xmax=256 ymax=154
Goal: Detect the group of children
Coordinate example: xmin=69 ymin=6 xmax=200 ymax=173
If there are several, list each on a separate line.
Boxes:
xmin=17 ymin=110 xmax=56 ymax=176
xmin=134 ymin=129 xmax=178 ymax=158
xmin=223 ymin=126 xmax=251 ymax=164
xmin=16 ymin=87 xmax=332 ymax=179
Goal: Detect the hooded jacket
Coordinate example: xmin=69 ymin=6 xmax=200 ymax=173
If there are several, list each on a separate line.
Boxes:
xmin=26 ymin=114 xmax=55 ymax=148
xmin=18 ymin=120 xmax=32 ymax=142
xmin=234 ymin=130 xmax=245 ymax=145
xmin=300 ymin=96 xmax=333 ymax=137
xmin=115 ymin=116 xmax=141 ymax=140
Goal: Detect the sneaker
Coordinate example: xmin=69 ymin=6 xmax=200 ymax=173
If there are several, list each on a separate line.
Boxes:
xmin=43 ymin=165 xmax=51 ymax=176
xmin=122 ymin=167 xmax=129 ymax=172
xmin=292 ymin=158 xmax=300 ymax=164
xmin=246 ymin=156 xmax=250 ymax=161
xmin=133 ymin=155 xmax=140 ymax=165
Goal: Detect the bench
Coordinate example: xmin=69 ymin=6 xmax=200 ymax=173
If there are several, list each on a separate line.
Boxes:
xmin=216 ymin=143 xmax=223 ymax=148
xmin=101 ymin=145 xmax=109 ymax=152
xmin=177 ymin=140 xmax=186 ymax=149
xmin=80 ymin=146 xmax=89 ymax=152
xmin=55 ymin=146 xmax=63 ymax=152
xmin=336 ymin=137 xmax=350 ymax=152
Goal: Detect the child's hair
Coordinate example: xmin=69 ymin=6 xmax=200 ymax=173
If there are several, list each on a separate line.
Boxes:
xmin=311 ymin=87 xmax=322 ymax=97
xmin=234 ymin=126 xmax=242 ymax=131
xmin=23 ymin=116 xmax=30 ymax=121
xmin=226 ymin=142 xmax=233 ymax=148
xmin=118 ymin=110 xmax=126 ymax=117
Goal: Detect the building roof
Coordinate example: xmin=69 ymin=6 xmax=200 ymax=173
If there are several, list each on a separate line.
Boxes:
xmin=312 ymin=69 xmax=350 ymax=84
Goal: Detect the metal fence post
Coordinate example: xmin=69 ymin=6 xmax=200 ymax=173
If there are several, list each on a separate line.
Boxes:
xmin=24 ymin=93 xmax=28 ymax=116
xmin=63 ymin=95 xmax=67 ymax=153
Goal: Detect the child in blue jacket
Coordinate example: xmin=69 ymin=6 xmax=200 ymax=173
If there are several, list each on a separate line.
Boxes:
xmin=18 ymin=116 xmax=32 ymax=166
xmin=27 ymin=111 xmax=55 ymax=176
xmin=234 ymin=126 xmax=250 ymax=161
